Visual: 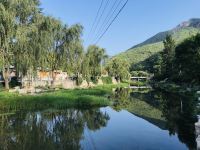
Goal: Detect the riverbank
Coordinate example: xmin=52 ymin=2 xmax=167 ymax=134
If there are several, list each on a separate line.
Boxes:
xmin=0 ymin=83 xmax=127 ymax=111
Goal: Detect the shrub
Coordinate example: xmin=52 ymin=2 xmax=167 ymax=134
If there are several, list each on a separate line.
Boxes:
xmin=101 ymin=76 xmax=112 ymax=84
xmin=9 ymin=77 xmax=21 ymax=88
xmin=131 ymin=71 xmax=149 ymax=77
xmin=130 ymin=81 xmax=147 ymax=86
xmin=0 ymin=82 xmax=3 ymax=89
xmin=76 ymin=76 xmax=83 ymax=86
xmin=91 ymin=77 xmax=98 ymax=84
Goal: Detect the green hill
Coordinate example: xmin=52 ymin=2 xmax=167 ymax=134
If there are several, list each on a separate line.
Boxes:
xmin=115 ymin=19 xmax=200 ymax=72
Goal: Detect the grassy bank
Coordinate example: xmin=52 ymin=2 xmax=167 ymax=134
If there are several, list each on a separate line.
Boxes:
xmin=0 ymin=84 xmax=127 ymax=111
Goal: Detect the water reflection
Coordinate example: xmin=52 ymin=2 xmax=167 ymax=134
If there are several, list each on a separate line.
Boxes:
xmin=0 ymin=109 xmax=109 ymax=150
xmin=160 ymin=92 xmax=198 ymax=150
xmin=0 ymin=88 xmax=198 ymax=150
xmin=112 ymin=88 xmax=198 ymax=150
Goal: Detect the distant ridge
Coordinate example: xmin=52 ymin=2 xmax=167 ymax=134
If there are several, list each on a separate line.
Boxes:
xmin=115 ymin=18 xmax=200 ymax=72
xmin=131 ymin=18 xmax=200 ymax=49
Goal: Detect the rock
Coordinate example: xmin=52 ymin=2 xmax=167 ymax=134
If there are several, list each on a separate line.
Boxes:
xmin=62 ymin=79 xmax=76 ymax=89
xmin=29 ymin=88 xmax=35 ymax=94
xmin=35 ymin=89 xmax=42 ymax=93
xmin=97 ymin=79 xmax=103 ymax=85
xmin=197 ymin=135 xmax=200 ymax=150
xmin=9 ymin=89 xmax=17 ymax=93
xmin=55 ymin=88 xmax=59 ymax=91
xmin=197 ymin=91 xmax=200 ymax=94
xmin=18 ymin=89 xmax=27 ymax=94
xmin=112 ymin=77 xmax=117 ymax=84
xmin=14 ymin=86 xmax=20 ymax=90
xmin=79 ymin=80 xmax=89 ymax=88
xmin=195 ymin=122 xmax=200 ymax=135
xmin=89 ymin=82 xmax=95 ymax=87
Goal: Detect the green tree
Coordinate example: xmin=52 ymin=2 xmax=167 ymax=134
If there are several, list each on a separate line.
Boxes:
xmin=14 ymin=0 xmax=41 ymax=86
xmin=161 ymin=35 xmax=175 ymax=79
xmin=83 ymin=45 xmax=107 ymax=83
xmin=106 ymin=57 xmax=130 ymax=82
xmin=153 ymin=53 xmax=163 ymax=79
xmin=174 ymin=33 xmax=200 ymax=84
xmin=0 ymin=0 xmax=17 ymax=89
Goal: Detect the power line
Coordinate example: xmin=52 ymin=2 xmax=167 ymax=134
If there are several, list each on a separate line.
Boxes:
xmin=87 ymin=0 xmax=104 ymax=40
xmin=91 ymin=0 xmax=111 ymax=41
xmin=94 ymin=0 xmax=129 ymax=44
xmin=93 ymin=0 xmax=123 ymax=43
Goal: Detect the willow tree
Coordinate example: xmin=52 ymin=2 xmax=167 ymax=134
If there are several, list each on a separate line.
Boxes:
xmin=40 ymin=17 xmax=83 ymax=85
xmin=106 ymin=57 xmax=130 ymax=82
xmin=0 ymin=0 xmax=16 ymax=89
xmin=63 ymin=24 xmax=84 ymax=85
xmin=83 ymin=45 xmax=107 ymax=83
xmin=0 ymin=0 xmax=42 ymax=89
xmin=14 ymin=0 xmax=41 ymax=86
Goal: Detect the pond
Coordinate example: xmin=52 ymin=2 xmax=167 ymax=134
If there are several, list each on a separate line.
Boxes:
xmin=0 ymin=88 xmax=198 ymax=150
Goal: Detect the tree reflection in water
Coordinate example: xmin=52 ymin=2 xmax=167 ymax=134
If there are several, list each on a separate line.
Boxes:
xmin=0 ymin=108 xmax=109 ymax=150
xmin=112 ymin=87 xmax=198 ymax=150
xmin=160 ymin=92 xmax=198 ymax=150
xmin=0 ymin=88 xmax=198 ymax=150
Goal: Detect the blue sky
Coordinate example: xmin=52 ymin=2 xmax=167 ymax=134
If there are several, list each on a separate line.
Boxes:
xmin=40 ymin=0 xmax=200 ymax=56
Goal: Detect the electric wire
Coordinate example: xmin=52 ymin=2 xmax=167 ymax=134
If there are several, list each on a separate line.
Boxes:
xmin=94 ymin=0 xmax=129 ymax=44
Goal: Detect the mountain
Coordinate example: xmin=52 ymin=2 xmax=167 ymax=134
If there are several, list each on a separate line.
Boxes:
xmin=115 ymin=18 xmax=200 ymax=72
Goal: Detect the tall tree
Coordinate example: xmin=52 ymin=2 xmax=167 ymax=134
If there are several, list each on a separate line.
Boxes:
xmin=0 ymin=0 xmax=17 ymax=89
xmin=106 ymin=57 xmax=130 ymax=82
xmin=161 ymin=35 xmax=175 ymax=79
xmin=83 ymin=45 xmax=107 ymax=83
xmin=174 ymin=33 xmax=200 ymax=84
xmin=14 ymin=0 xmax=41 ymax=85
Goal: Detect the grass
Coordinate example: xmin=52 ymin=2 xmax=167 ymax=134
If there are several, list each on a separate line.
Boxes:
xmin=0 ymin=83 xmax=127 ymax=111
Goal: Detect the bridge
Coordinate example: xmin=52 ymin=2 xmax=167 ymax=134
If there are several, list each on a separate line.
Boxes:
xmin=129 ymin=76 xmax=151 ymax=89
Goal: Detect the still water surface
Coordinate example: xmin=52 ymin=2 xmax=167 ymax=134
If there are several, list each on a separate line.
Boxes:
xmin=0 ymin=89 xmax=198 ymax=150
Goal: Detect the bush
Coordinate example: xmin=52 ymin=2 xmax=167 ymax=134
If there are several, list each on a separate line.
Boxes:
xmin=9 ymin=77 xmax=21 ymax=88
xmin=131 ymin=71 xmax=149 ymax=77
xmin=0 ymin=82 xmax=3 ymax=89
xmin=101 ymin=76 xmax=112 ymax=84
xmin=91 ymin=77 xmax=98 ymax=84
xmin=130 ymin=81 xmax=147 ymax=86
xmin=76 ymin=76 xmax=83 ymax=86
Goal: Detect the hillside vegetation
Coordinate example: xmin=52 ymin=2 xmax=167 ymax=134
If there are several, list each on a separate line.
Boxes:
xmin=115 ymin=19 xmax=200 ymax=72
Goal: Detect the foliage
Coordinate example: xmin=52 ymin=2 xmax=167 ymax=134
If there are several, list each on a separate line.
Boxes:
xmin=0 ymin=84 xmax=128 ymax=110
xmin=153 ymin=33 xmax=200 ymax=86
xmin=9 ymin=77 xmax=21 ymax=88
xmin=129 ymin=81 xmax=147 ymax=86
xmin=130 ymin=71 xmax=149 ymax=77
xmin=161 ymin=35 xmax=175 ymax=79
xmin=0 ymin=1 xmax=108 ymax=89
xmin=173 ymin=33 xmax=200 ymax=84
xmin=0 ymin=108 xmax=109 ymax=149
xmin=115 ymin=27 xmax=200 ymax=73
xmin=106 ymin=57 xmax=130 ymax=82
xmin=82 ymin=45 xmax=108 ymax=84
xmin=75 ymin=76 xmax=83 ymax=86
xmin=101 ymin=76 xmax=112 ymax=84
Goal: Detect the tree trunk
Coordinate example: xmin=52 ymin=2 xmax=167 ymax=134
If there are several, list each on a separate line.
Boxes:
xmin=3 ymin=68 xmax=10 ymax=90
xmin=51 ymin=70 xmax=56 ymax=87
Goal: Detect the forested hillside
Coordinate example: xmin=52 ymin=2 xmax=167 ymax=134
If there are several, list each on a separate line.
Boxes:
xmin=115 ymin=19 xmax=200 ymax=72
